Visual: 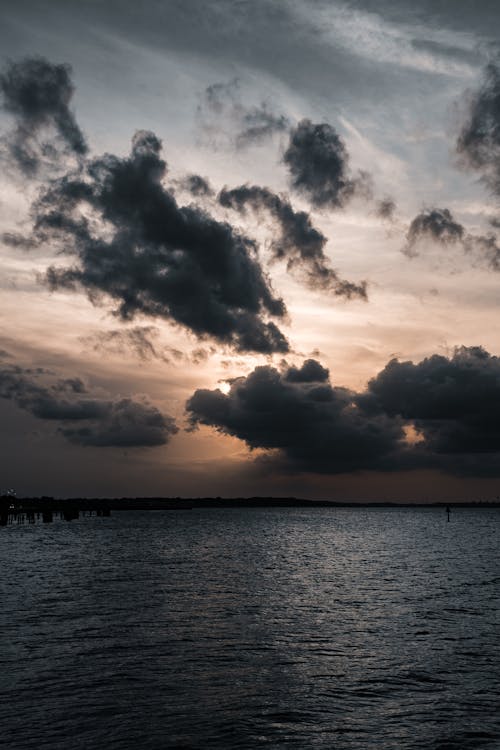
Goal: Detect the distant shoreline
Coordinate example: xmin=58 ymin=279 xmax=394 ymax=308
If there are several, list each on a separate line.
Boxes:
xmin=2 ymin=496 xmax=500 ymax=513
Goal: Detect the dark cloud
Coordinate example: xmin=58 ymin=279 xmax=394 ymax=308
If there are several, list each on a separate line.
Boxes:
xmin=187 ymin=359 xmax=404 ymax=474
xmin=0 ymin=361 xmax=177 ymax=447
xmin=404 ymin=208 xmax=464 ymax=257
xmin=187 ymin=347 xmax=500 ymax=477
xmin=180 ymin=174 xmax=214 ymax=197
xmin=219 ymin=184 xmax=367 ymax=298
xmin=198 ymin=78 xmax=289 ymax=148
xmin=59 ymin=399 xmax=175 ymax=447
xmin=284 ymin=359 xmax=330 ymax=383
xmin=2 ymin=231 xmax=39 ymax=250
xmin=403 ymin=206 xmax=500 ymax=268
xmin=283 ymin=119 xmax=373 ymax=209
xmin=376 ymin=197 xmax=397 ymax=221
xmin=25 ymin=130 xmax=289 ymax=354
xmin=457 ymin=62 xmax=500 ymax=196
xmin=0 ymin=56 xmax=87 ymax=175
xmin=360 ymin=346 xmax=500 ymax=457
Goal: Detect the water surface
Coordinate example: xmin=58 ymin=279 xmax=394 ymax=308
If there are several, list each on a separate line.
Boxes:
xmin=1 ymin=507 xmax=499 ymax=749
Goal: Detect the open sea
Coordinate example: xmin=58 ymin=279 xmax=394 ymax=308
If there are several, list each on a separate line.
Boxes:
xmin=1 ymin=507 xmax=499 ymax=749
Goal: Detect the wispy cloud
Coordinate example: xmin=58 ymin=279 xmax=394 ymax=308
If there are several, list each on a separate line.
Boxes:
xmin=292 ymin=1 xmax=479 ymax=77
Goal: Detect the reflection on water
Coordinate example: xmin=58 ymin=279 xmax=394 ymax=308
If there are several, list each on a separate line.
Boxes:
xmin=1 ymin=508 xmax=499 ymax=749
xmin=0 ymin=508 xmax=106 ymax=525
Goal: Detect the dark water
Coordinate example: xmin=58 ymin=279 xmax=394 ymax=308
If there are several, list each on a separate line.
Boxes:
xmin=1 ymin=508 xmax=499 ymax=749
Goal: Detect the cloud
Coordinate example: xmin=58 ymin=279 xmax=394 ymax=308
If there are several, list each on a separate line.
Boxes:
xmin=403 ymin=206 xmax=500 ymax=267
xmin=467 ymin=232 xmax=500 ymax=270
xmin=0 ymin=56 xmax=87 ymax=175
xmin=376 ymin=197 xmax=397 ymax=221
xmin=236 ymin=105 xmax=290 ymax=148
xmin=81 ymin=327 xmax=216 ymax=365
xmin=457 ymin=61 xmax=500 ymax=196
xmin=25 ymin=129 xmax=289 ymax=354
xmin=2 ymin=231 xmax=41 ymax=251
xmin=179 ymin=174 xmax=214 ymax=197
xmin=283 ymin=119 xmax=372 ymax=209
xmin=187 ymin=359 xmax=404 ymax=474
xmin=80 ymin=326 xmax=173 ymax=362
xmin=292 ymin=2 xmax=477 ymax=79
xmin=285 ymin=359 xmax=329 ymax=383
xmin=219 ymin=184 xmax=367 ymax=298
xmin=360 ymin=346 xmax=500 ymax=457
xmin=403 ymin=207 xmax=465 ymax=257
xmin=59 ymin=399 xmax=176 ymax=447
xmin=197 ymin=78 xmax=289 ymax=149
xmin=187 ymin=348 xmax=500 ymax=477
xmin=0 ymin=361 xmax=177 ymax=447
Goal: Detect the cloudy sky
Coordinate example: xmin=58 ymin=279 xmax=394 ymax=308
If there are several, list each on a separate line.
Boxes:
xmin=1 ymin=0 xmax=500 ymax=500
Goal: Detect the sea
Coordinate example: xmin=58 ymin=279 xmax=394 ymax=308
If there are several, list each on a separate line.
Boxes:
xmin=1 ymin=507 xmax=499 ymax=749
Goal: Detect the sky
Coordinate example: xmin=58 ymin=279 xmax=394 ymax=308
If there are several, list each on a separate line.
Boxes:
xmin=1 ymin=0 xmax=500 ymax=500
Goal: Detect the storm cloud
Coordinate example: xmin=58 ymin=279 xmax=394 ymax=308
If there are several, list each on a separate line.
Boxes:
xmin=187 ymin=359 xmax=404 ymax=474
xmin=0 ymin=360 xmax=177 ymax=447
xmin=219 ymin=184 xmax=367 ymax=298
xmin=0 ymin=56 xmax=87 ymax=175
xmin=361 ymin=346 xmax=500 ymax=458
xmin=28 ymin=130 xmax=289 ymax=354
xmin=187 ymin=347 xmax=500 ymax=477
xmin=283 ymin=119 xmax=372 ymax=209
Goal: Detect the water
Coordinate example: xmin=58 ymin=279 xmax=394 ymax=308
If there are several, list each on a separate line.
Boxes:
xmin=1 ymin=507 xmax=499 ymax=749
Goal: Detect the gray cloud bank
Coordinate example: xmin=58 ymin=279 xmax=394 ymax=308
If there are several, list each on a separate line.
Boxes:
xmin=188 ymin=357 xmax=403 ymax=474
xmin=187 ymin=347 xmax=500 ymax=477
xmin=0 ymin=359 xmax=177 ymax=447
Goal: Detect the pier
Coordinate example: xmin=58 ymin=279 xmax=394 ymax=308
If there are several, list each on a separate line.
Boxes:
xmin=0 ymin=497 xmax=113 ymax=526
xmin=0 ymin=494 xmax=202 ymax=525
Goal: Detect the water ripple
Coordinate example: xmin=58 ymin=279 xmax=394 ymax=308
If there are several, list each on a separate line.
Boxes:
xmin=1 ymin=507 xmax=499 ymax=749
